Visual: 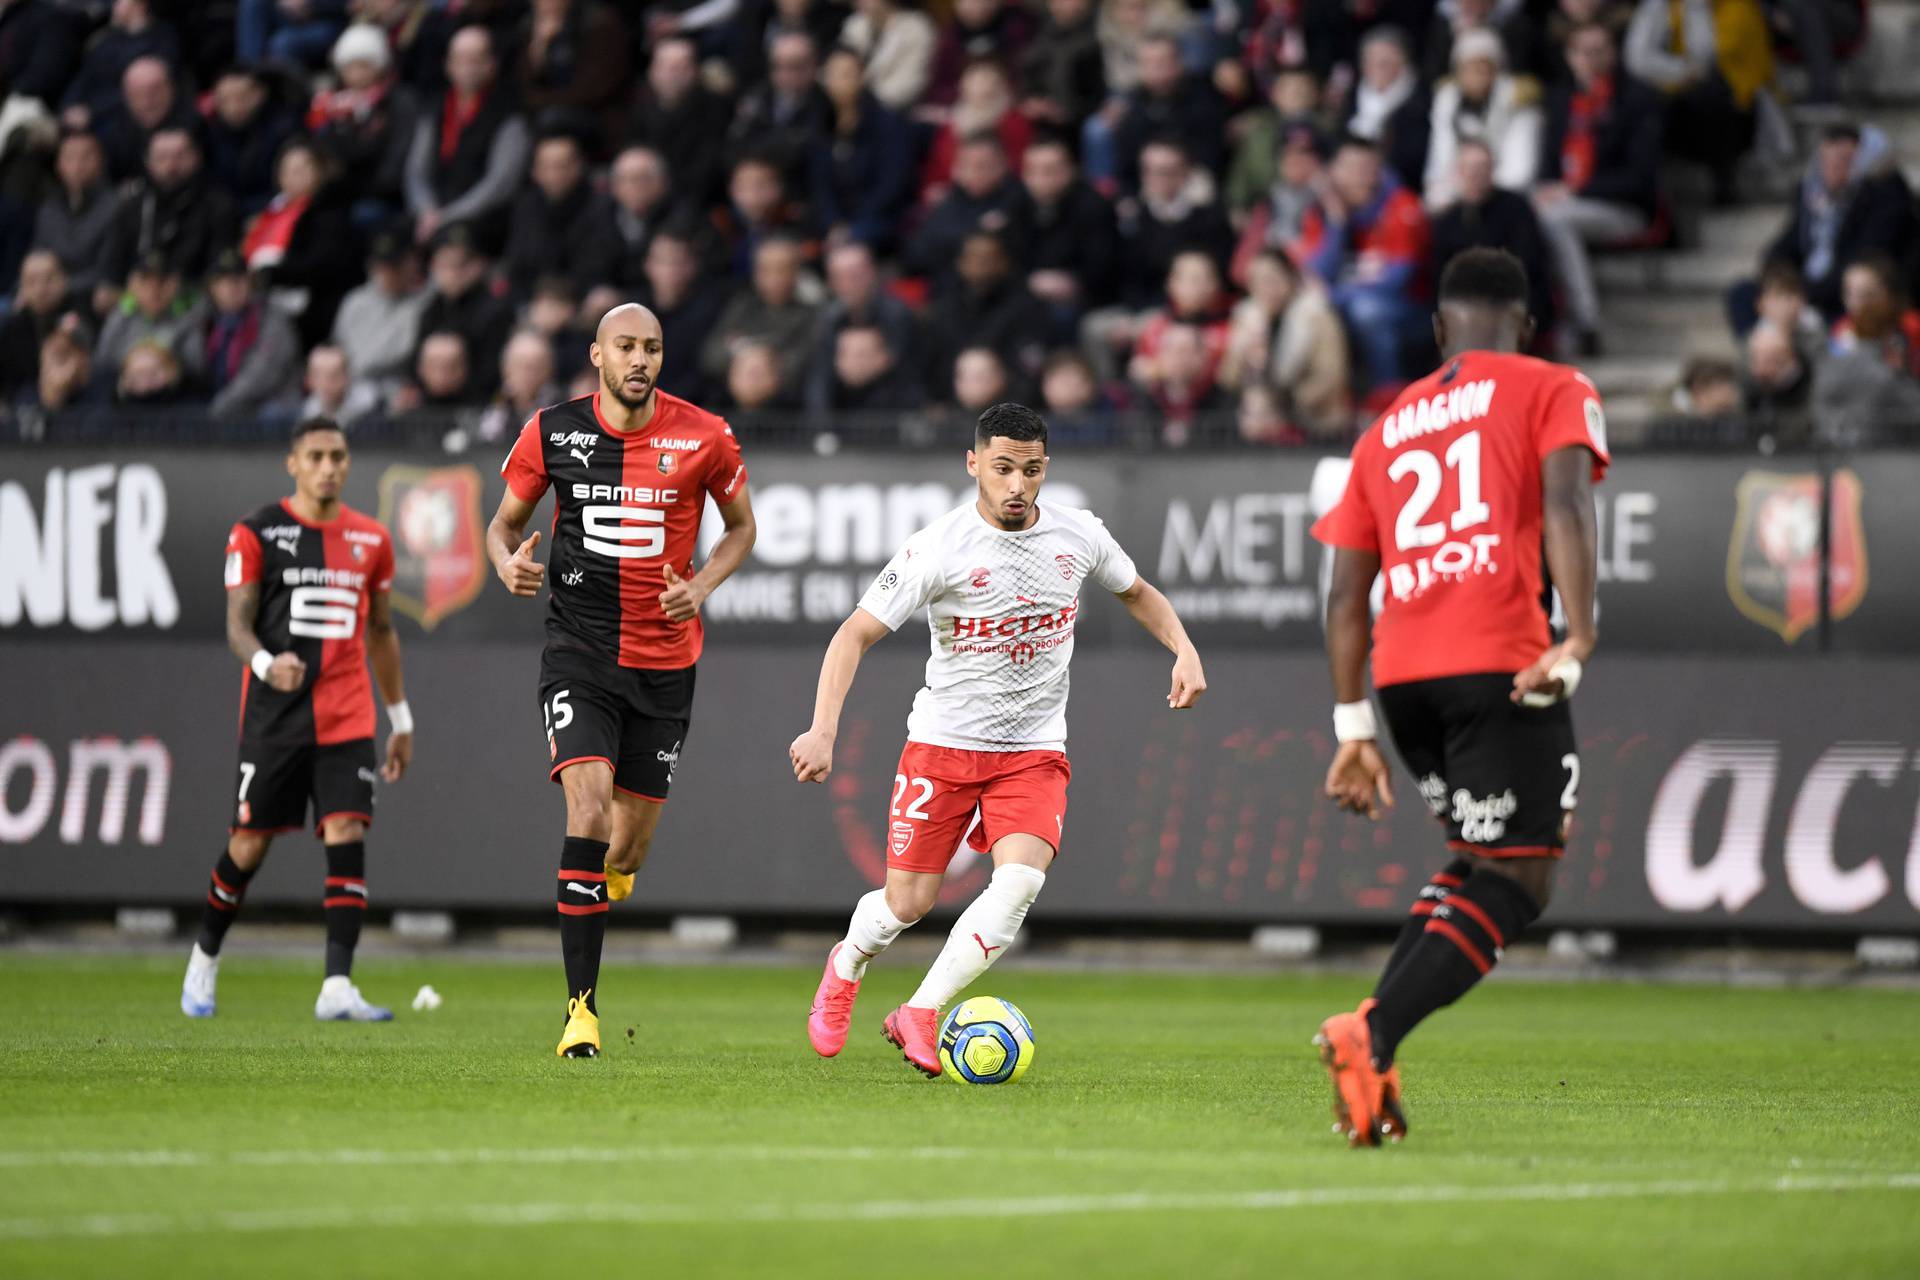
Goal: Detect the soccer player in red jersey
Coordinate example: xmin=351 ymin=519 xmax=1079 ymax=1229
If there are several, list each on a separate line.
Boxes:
xmin=1309 ymin=248 xmax=1608 ymax=1145
xmin=487 ymin=303 xmax=757 ymax=1057
xmin=790 ymin=403 xmax=1208 ymax=1076
xmin=181 ymin=418 xmax=415 ymax=1022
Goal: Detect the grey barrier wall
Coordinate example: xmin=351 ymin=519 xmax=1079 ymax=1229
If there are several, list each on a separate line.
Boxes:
xmin=4 ymin=448 xmax=1917 ymax=931
xmin=4 ymin=642 xmax=1918 ymax=932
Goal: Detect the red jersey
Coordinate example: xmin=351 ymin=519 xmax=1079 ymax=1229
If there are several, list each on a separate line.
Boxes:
xmin=1311 ymin=351 xmax=1610 ymax=687
xmin=501 ymin=390 xmax=748 ymax=669
xmin=225 ymin=500 xmax=395 ymax=745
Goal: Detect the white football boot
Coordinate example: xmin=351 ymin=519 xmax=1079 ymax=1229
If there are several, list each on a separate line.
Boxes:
xmin=315 ymin=975 xmax=394 ymax=1022
xmin=180 ymin=945 xmax=219 ymax=1018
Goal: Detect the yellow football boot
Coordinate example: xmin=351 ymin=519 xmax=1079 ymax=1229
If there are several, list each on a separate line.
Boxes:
xmin=556 ymin=991 xmax=601 ymax=1058
xmin=604 ymin=862 xmax=634 ymax=902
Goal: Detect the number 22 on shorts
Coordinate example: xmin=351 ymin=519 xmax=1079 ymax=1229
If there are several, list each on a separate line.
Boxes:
xmin=888 ymin=774 xmax=933 ymax=858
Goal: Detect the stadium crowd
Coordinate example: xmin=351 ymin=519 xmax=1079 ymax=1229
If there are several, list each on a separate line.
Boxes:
xmin=0 ymin=0 xmax=1911 ymax=448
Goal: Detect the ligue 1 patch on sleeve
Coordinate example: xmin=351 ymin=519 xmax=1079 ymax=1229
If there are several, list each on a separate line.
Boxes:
xmin=224 ymin=550 xmax=244 ymax=587
xmin=1585 ymin=398 xmax=1608 ymax=455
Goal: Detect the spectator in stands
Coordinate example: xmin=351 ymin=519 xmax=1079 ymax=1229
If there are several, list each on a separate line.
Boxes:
xmin=1347 ymin=27 xmax=1429 ymax=194
xmin=117 ymin=339 xmax=189 ymax=405
xmin=726 ymin=0 xmax=849 ymax=95
xmin=1535 ymin=22 xmax=1663 ymax=355
xmin=243 ymin=137 xmax=357 ymax=348
xmin=1749 ymin=122 xmax=1916 ymax=324
xmin=1292 ymin=133 xmax=1430 ymax=388
xmin=502 ymin=131 xmax=617 ymax=301
xmin=0 ymin=0 xmax=82 ymax=108
xmin=839 ymin=0 xmax=938 ymax=112
xmin=953 ymin=344 xmax=1014 ymax=413
xmin=1133 ymin=322 xmax=1228 ymax=444
xmin=512 ymin=0 xmax=631 ymax=154
xmin=903 ymin=133 xmax=1020 ymax=283
xmin=729 ymin=31 xmax=830 ymax=197
xmin=298 ymin=344 xmax=383 ymax=429
xmin=1424 ymin=29 xmax=1543 ymax=210
xmin=202 ymin=250 xmax=303 ymax=419
xmin=417 ymin=225 xmax=514 ymax=397
xmin=364 ymin=0 xmax=462 ymax=96
xmin=395 ymin=330 xmax=478 ymax=419
xmin=95 ymin=56 xmax=194 ymax=181
xmin=924 ymin=228 xmax=1050 ymax=400
xmin=32 ymin=131 xmax=119 ymax=296
xmin=1094 ymin=0 xmax=1188 ymax=100
xmin=98 ymin=252 xmax=202 ymax=381
xmin=605 ymin=145 xmax=680 ymax=297
xmin=332 ymin=230 xmax=430 ymax=404
xmin=1623 ymin=0 xmax=1770 ymax=203
xmin=0 ymin=251 xmax=76 ymax=395
xmin=1238 ymin=1 xmax=1355 ymax=99
xmin=237 ymin=0 xmax=347 ymax=69
xmin=204 ymin=66 xmax=296 ymax=217
xmin=1225 ymin=64 xmax=1327 ymax=221
xmin=1740 ymin=320 xmax=1812 ymax=443
xmin=1038 ymin=347 xmax=1120 ymax=444
xmin=928 ymin=0 xmax=1033 ymax=105
xmin=643 ymin=228 xmax=727 ymax=401
xmin=1097 ymin=34 xmax=1227 ymax=193
xmin=522 ymin=276 xmax=592 ymax=381
xmin=700 ymin=237 xmax=820 ymax=398
xmin=1764 ymin=0 xmax=1864 ymax=108
xmin=1751 ymin=260 xmax=1825 ymax=366
xmin=405 ymin=26 xmax=530 ymax=250
xmin=1235 ymin=380 xmax=1301 ymax=444
xmin=1424 ymin=0 xmax=1539 ymax=83
xmin=1020 ymin=0 xmax=1107 ymax=129
xmin=810 ymin=45 xmax=916 ymax=254
xmin=1431 ymin=139 xmax=1557 ymax=338
xmin=15 ymin=320 xmax=97 ymax=423
xmin=1129 ymin=249 xmax=1232 ymax=392
xmin=60 ymin=0 xmax=182 ymax=128
xmin=720 ymin=154 xmax=809 ymax=279
xmin=1668 ymin=355 xmax=1743 ymax=420
xmin=724 ymin=341 xmax=791 ymax=431
xmin=1830 ymin=255 xmax=1920 ymax=380
xmin=1006 ymin=135 xmax=1118 ymax=330
xmin=821 ymin=322 xmax=922 ymax=416
xmin=1112 ymin=136 xmax=1232 ymax=310
xmin=475 ymin=329 xmax=562 ymax=442
xmin=1229 ymin=121 xmax=1326 ymax=287
xmin=805 ymin=240 xmax=920 ymax=412
xmin=1541 ymin=0 xmax=1633 ymax=84
xmin=308 ymin=24 xmax=419 ymax=231
xmin=1219 ymin=247 xmax=1349 ymax=439
xmin=921 ymin=59 xmax=1031 ymax=203
xmin=102 ymin=128 xmax=237 ymax=299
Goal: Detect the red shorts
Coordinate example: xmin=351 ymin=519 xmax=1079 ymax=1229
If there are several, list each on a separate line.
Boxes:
xmin=885 ymin=742 xmax=1071 ymax=875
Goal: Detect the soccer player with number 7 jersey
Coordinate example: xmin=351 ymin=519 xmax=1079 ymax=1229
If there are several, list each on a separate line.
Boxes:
xmin=1309 ymin=249 xmax=1609 ymax=1146
xmin=790 ymin=402 xmax=1207 ymax=1077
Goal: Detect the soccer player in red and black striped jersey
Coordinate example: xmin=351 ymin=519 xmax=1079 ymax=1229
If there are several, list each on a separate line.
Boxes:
xmin=1310 ymin=249 xmax=1608 ymax=1145
xmin=487 ymin=303 xmax=756 ymax=1057
xmin=180 ymin=418 xmax=415 ymax=1022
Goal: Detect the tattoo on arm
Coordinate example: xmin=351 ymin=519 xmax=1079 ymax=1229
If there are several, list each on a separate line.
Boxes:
xmin=227 ymin=581 xmax=264 ymax=664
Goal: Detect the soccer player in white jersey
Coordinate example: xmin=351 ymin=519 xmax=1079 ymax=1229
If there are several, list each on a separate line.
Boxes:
xmin=788 ymin=402 xmax=1208 ymax=1075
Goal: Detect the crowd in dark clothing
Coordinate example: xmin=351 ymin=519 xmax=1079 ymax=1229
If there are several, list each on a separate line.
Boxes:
xmin=0 ymin=0 xmax=1901 ymax=447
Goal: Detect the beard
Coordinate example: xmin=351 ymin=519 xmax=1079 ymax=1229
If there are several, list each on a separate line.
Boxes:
xmin=602 ymin=368 xmax=656 ymax=411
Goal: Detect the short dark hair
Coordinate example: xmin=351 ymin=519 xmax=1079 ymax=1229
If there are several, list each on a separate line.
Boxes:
xmin=290 ymin=416 xmax=346 ymax=448
xmin=975 ymin=401 xmax=1048 ymax=447
xmin=1438 ymin=247 xmax=1528 ymax=308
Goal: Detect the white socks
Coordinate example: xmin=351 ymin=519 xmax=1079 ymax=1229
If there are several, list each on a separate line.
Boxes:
xmin=833 ymin=889 xmax=912 ymax=981
xmin=909 ymin=864 xmax=1046 ymax=1010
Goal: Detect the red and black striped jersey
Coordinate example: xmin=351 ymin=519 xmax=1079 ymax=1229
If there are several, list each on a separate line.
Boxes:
xmin=501 ymin=391 xmax=748 ymax=669
xmin=225 ymin=499 xmax=395 ymax=745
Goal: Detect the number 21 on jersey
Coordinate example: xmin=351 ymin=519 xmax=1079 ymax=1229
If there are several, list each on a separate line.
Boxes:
xmin=1383 ymin=431 xmax=1500 ymax=600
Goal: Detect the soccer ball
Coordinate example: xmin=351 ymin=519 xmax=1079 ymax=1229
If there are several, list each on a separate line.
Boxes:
xmin=938 ymin=996 xmax=1035 ymax=1085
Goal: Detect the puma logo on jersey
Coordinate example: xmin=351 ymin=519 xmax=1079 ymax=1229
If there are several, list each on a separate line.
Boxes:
xmin=569 ymin=447 xmax=594 ymax=467
xmin=566 ymin=881 xmax=604 ymax=901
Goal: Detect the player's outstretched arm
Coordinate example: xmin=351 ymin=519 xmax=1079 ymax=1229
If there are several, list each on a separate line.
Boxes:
xmin=1115 ymin=577 xmax=1207 ymax=709
xmin=1323 ymin=546 xmax=1394 ymax=819
xmin=227 ymin=578 xmax=305 ymax=692
xmin=486 ymin=487 xmax=545 ymax=597
xmin=366 ymin=589 xmax=413 ymax=782
xmin=1513 ymin=445 xmax=1599 ymax=706
xmin=660 ymin=487 xmax=757 ymax=622
xmin=790 ymin=607 xmax=891 ymax=783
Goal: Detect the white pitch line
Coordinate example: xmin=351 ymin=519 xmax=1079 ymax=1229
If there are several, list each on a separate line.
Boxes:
xmin=0 ymin=1173 xmax=1915 ymax=1241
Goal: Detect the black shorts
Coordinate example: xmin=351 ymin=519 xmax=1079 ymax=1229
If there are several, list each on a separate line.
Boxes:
xmin=1376 ymin=673 xmax=1579 ymax=858
xmin=232 ymin=738 xmax=377 ymax=836
xmin=538 ymin=645 xmax=695 ymax=801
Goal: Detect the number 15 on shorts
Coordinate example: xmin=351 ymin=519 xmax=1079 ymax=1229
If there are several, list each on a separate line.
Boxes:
xmin=544 ymin=690 xmax=572 ymax=761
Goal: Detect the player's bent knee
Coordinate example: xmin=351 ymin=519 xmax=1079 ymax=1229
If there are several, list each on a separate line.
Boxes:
xmin=227 ymin=831 xmax=272 ymax=870
xmin=607 ymin=835 xmax=650 ymax=875
xmin=321 ymin=817 xmax=367 ymax=844
xmin=883 ymin=878 xmax=938 ymax=924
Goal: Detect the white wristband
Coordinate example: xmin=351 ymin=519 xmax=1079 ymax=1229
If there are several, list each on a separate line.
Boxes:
xmin=250 ymin=649 xmax=273 ymax=681
xmin=1333 ymin=699 xmax=1377 ymax=743
xmin=386 ymin=700 xmax=415 ymax=735
xmin=1520 ymin=657 xmax=1584 ymax=707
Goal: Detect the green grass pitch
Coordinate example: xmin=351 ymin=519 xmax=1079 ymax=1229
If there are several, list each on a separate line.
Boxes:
xmin=2 ymin=952 xmax=1917 ymax=1278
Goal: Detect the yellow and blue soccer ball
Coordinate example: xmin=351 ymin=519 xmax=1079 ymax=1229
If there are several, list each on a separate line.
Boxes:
xmin=938 ymin=996 xmax=1035 ymax=1085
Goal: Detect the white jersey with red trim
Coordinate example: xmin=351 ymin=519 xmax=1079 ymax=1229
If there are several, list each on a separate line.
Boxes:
xmin=858 ymin=501 xmax=1139 ymax=753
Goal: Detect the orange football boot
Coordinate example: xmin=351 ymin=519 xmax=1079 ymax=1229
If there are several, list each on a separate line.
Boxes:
xmin=1357 ymin=998 xmax=1408 ymax=1141
xmin=1314 ymin=1007 xmax=1389 ymax=1147
xmin=881 ymin=1004 xmax=942 ymax=1077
